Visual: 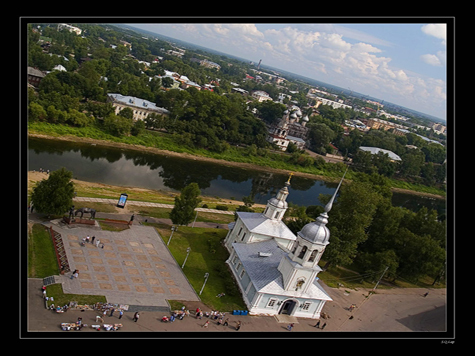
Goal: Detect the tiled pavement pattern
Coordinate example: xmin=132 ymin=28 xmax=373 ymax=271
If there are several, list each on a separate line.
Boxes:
xmin=54 ymin=224 xmax=199 ymax=307
xmin=73 ymin=197 xmax=235 ymax=215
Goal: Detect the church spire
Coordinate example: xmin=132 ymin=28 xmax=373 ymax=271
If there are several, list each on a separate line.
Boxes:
xmin=323 ymin=166 xmax=348 ymax=214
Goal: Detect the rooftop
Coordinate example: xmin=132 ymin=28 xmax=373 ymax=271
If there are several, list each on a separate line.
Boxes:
xmin=107 ymin=93 xmax=170 ymax=115
xmin=232 ymin=240 xmax=332 ymax=300
xmin=359 ymin=146 xmax=402 ymax=161
xmin=237 ymin=212 xmax=296 ymax=241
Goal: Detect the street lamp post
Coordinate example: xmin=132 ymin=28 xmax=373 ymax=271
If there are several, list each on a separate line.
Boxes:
xmin=182 ymin=247 xmax=191 ymax=269
xmin=199 ymin=272 xmax=209 ymax=295
xmin=167 ymin=226 xmax=176 ymax=246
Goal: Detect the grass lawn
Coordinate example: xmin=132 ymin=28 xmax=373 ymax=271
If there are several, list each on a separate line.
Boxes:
xmin=29 ymin=223 xmax=107 ymax=305
xmin=151 ymin=223 xmax=246 ymax=312
xmin=46 ymin=283 xmax=106 ymax=307
xmin=28 ymin=224 xmax=60 ymax=278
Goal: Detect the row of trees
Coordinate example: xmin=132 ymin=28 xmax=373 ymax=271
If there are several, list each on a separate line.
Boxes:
xmin=285 ymin=173 xmax=445 ymax=284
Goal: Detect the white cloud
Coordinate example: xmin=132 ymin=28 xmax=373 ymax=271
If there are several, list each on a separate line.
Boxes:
xmin=421 ymin=53 xmax=442 ymax=66
xmin=421 ymin=24 xmax=447 ymax=43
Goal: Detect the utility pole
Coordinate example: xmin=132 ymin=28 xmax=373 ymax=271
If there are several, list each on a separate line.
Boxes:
xmin=373 ymin=266 xmax=389 ymax=292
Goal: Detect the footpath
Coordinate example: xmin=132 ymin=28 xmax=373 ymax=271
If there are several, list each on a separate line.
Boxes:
xmin=72 ymin=196 xmax=235 ymax=215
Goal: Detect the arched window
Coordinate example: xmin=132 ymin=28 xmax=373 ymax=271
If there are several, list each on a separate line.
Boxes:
xmin=298 ymin=246 xmax=307 ymax=259
xmin=308 ymin=250 xmax=318 ymax=263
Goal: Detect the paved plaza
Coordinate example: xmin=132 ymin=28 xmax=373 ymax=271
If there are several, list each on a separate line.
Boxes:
xmin=52 ymin=224 xmax=199 ymax=307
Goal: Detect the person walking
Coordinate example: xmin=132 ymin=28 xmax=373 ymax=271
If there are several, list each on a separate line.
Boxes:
xmin=223 ymin=318 xmax=229 ymax=326
xmin=202 ymin=320 xmax=209 ymax=328
xmin=287 ymin=323 xmax=294 ymax=331
xmin=129 ymin=214 xmax=135 ymax=226
xmin=110 ymin=307 xmax=115 ymax=317
xmin=236 ymin=321 xmax=241 ymax=331
xmin=119 ymin=310 xmax=123 ymax=319
xmin=321 ymin=323 xmax=327 ymax=330
xmin=314 ymin=320 xmax=320 ymax=328
xmin=133 ymin=312 xmax=140 ymax=322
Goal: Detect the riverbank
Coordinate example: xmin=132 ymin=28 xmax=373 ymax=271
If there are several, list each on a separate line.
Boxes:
xmin=27 ymin=171 xmax=267 ymax=212
xmin=27 ymin=132 xmax=445 ymax=200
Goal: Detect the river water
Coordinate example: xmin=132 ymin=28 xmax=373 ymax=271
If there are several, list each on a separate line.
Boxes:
xmin=27 ymin=137 xmax=445 ymax=214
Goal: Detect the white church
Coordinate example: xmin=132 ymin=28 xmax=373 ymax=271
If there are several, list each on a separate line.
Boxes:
xmin=224 ymin=173 xmax=345 ymax=319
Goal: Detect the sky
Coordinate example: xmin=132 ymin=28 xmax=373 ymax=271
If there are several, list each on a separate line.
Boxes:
xmin=129 ymin=22 xmax=449 ymax=120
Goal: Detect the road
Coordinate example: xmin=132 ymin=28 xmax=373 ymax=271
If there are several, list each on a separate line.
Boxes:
xmin=26 ymin=278 xmax=447 ymax=333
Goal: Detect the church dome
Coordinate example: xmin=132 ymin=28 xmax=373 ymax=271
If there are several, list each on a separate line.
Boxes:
xmin=268 ymin=197 xmax=288 ymax=209
xmin=297 ymin=213 xmax=330 ymax=245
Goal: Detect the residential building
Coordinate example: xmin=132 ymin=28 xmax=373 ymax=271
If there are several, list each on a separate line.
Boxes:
xmin=27 ymin=67 xmax=45 ymax=87
xmin=311 ymin=95 xmax=352 ymax=110
xmin=200 ymin=59 xmax=221 ymax=70
xmin=224 ymin=173 xmax=347 ymax=319
xmin=107 ymin=93 xmax=170 ymax=121
xmin=57 ymin=23 xmax=82 ymax=35
xmin=252 ymin=90 xmax=272 ymax=102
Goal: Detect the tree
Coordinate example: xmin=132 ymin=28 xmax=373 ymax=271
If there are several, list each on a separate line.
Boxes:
xmin=30 ymin=168 xmax=75 ymax=216
xmin=321 ymin=181 xmax=381 ymax=270
xmin=169 ymin=183 xmax=202 ymax=226
xmin=103 ymin=113 xmax=133 ymax=136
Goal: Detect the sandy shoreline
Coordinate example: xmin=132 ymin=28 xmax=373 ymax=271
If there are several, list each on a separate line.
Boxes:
xmin=28 ymin=133 xmax=445 ymax=200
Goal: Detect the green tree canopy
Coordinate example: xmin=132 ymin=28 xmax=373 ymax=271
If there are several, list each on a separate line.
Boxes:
xmin=30 ymin=168 xmax=75 ymax=215
xmin=169 ymin=182 xmax=202 ymax=226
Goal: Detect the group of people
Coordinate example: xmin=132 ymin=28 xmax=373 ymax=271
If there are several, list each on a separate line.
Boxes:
xmin=80 ymin=235 xmax=104 ymax=249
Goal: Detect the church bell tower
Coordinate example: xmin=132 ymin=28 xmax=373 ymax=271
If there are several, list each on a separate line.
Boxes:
xmin=277 ymin=169 xmax=347 ymax=293
xmin=263 ymin=173 xmax=293 ymax=221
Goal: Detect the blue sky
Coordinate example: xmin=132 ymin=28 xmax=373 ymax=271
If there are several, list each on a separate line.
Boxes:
xmin=130 ymin=22 xmax=448 ymax=120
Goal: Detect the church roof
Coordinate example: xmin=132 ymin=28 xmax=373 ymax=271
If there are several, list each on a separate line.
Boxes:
xmin=232 ymin=240 xmax=332 ymax=301
xmin=237 ymin=212 xmax=296 ymax=241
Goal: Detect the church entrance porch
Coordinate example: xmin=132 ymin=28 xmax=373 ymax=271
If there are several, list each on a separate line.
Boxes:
xmin=279 ymin=299 xmax=298 ymax=315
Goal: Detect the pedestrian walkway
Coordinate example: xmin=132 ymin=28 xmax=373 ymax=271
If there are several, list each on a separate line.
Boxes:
xmin=49 ymin=224 xmax=199 ymax=308
xmin=73 ymin=196 xmax=235 ymax=215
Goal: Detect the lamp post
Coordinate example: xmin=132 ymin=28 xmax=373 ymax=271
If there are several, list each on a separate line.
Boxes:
xmin=199 ymin=272 xmax=209 ymax=295
xmin=167 ymin=226 xmax=176 ymax=246
xmin=182 ymin=247 xmax=191 ymax=269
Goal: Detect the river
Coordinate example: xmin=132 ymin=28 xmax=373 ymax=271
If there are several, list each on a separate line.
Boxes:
xmin=27 ymin=137 xmax=445 ymax=214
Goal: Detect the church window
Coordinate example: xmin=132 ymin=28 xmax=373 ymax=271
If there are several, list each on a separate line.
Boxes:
xmin=267 ymin=298 xmax=277 ymax=307
xmin=302 ymin=302 xmax=311 ymax=311
xmin=295 ymin=278 xmax=305 ymax=290
xmin=298 ymin=246 xmax=307 ymax=259
xmin=241 ymin=233 xmax=246 ymax=241
xmin=309 ymin=250 xmax=318 ymax=262
xmin=264 ymin=207 xmax=268 ymax=214
xmin=292 ymin=243 xmax=297 ymax=254
xmin=239 ymin=269 xmax=246 ymax=279
xmin=274 ymin=211 xmax=280 ymax=219
xmin=232 ymin=255 xmax=238 ymax=265
xmin=238 ymin=227 xmax=242 ymax=236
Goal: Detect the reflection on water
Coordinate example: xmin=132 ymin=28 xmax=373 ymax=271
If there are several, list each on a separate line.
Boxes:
xmin=27 ymin=137 xmax=445 ymax=213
